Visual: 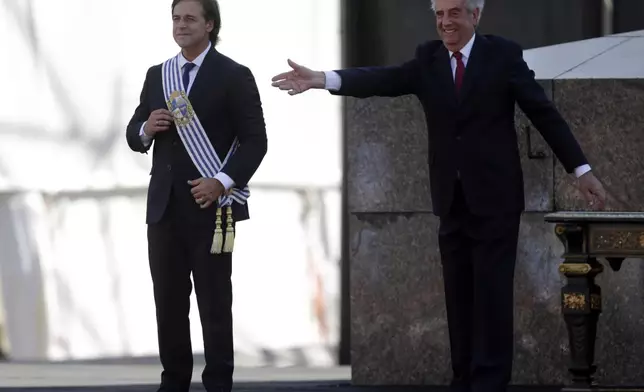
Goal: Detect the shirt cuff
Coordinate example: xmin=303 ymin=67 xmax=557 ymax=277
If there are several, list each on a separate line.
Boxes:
xmin=574 ymin=164 xmax=592 ymax=178
xmin=139 ymin=122 xmax=153 ymax=147
xmin=214 ymin=172 xmax=236 ymax=191
xmin=324 ymin=71 xmax=342 ymax=91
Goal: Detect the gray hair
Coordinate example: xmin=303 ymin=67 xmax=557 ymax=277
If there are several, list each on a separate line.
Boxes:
xmin=431 ymin=0 xmax=485 ymax=22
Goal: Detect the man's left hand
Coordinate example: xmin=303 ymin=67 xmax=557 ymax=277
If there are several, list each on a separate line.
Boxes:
xmin=577 ymin=171 xmax=607 ymax=210
xmin=188 ymin=178 xmax=225 ymax=209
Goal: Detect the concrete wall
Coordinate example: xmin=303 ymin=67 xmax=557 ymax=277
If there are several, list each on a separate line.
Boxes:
xmin=345 ymin=78 xmax=644 ymax=385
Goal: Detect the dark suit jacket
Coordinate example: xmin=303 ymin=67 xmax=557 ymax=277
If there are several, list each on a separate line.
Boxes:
xmin=126 ymin=46 xmax=267 ymax=226
xmin=332 ymin=34 xmax=588 ymax=217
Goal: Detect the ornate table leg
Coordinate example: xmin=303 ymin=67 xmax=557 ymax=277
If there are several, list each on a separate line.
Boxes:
xmin=556 ymin=224 xmax=604 ymax=391
xmin=560 ymin=259 xmax=603 ymax=390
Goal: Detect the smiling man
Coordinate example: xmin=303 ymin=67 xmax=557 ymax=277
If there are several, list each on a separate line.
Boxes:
xmin=271 ymin=0 xmax=606 ymax=391
xmin=125 ymin=0 xmax=267 ymax=391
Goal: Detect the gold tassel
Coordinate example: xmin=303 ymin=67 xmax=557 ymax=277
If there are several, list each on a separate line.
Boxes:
xmin=210 ymin=207 xmax=223 ymax=254
xmin=223 ymin=206 xmax=235 ymax=253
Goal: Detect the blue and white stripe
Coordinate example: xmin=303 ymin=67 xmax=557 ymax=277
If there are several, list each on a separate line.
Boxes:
xmin=162 ymin=55 xmax=250 ymax=206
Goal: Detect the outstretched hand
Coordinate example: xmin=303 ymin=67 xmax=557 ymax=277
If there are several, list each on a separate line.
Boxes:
xmin=271 ymin=59 xmax=326 ymax=95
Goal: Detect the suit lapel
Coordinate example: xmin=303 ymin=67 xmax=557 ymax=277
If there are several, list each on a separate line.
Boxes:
xmin=457 ymin=34 xmax=486 ymax=104
xmin=186 ymin=46 xmax=222 ymax=123
xmin=188 ymin=46 xmax=218 ymax=103
xmin=431 ymin=45 xmax=458 ymax=108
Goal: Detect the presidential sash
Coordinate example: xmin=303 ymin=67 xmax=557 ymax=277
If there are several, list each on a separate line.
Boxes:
xmin=161 ymin=54 xmax=250 ymax=254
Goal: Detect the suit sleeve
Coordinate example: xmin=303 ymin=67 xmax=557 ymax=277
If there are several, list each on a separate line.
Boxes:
xmin=126 ymin=67 xmax=153 ymax=154
xmin=508 ymin=43 xmax=588 ymax=173
xmin=219 ymin=66 xmax=268 ymax=188
xmin=330 ymin=45 xmax=423 ymax=98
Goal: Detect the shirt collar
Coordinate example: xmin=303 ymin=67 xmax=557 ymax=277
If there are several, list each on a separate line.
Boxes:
xmin=178 ymin=41 xmax=212 ymax=69
xmin=448 ymin=33 xmax=476 ymax=59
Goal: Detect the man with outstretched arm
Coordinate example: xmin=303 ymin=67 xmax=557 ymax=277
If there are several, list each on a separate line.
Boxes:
xmin=271 ymin=0 xmax=605 ymax=391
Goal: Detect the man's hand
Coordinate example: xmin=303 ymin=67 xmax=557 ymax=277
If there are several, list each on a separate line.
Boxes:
xmin=577 ymin=171 xmax=607 ymax=210
xmin=188 ymin=178 xmax=225 ymax=209
xmin=144 ymin=109 xmax=175 ymax=136
xmin=271 ymin=59 xmax=326 ymax=95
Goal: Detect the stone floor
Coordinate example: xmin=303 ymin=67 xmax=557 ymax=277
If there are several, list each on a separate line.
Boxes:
xmin=0 ymin=362 xmax=568 ymax=391
xmin=0 ymin=387 xmax=563 ymax=392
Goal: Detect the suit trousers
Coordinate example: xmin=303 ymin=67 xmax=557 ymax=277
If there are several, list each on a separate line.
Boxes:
xmin=147 ymin=192 xmax=234 ymax=392
xmin=438 ymin=181 xmax=521 ymax=392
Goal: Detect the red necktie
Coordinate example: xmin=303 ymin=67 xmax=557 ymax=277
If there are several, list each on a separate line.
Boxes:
xmin=453 ymin=51 xmax=465 ymax=92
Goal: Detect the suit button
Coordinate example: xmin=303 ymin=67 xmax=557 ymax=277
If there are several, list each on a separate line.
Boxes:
xmin=167 ymin=164 xmax=172 ymax=171
xmin=456 ymin=136 xmax=462 ymax=141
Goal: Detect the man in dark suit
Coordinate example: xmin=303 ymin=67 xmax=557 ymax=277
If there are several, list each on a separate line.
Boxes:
xmin=271 ymin=0 xmax=606 ymax=391
xmin=126 ymin=0 xmax=267 ymax=391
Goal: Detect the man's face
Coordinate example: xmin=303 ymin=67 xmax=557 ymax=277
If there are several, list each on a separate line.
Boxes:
xmin=434 ymin=0 xmax=479 ymax=50
xmin=172 ymin=0 xmax=213 ymax=49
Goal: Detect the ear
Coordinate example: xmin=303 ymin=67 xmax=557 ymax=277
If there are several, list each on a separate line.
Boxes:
xmin=472 ymin=7 xmax=480 ymax=25
xmin=206 ymin=20 xmax=214 ymax=33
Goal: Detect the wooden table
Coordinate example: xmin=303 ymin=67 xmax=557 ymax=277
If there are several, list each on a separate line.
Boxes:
xmin=545 ymin=212 xmax=644 ymax=392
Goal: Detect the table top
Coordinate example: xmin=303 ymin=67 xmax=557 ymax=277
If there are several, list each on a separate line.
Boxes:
xmin=545 ymin=211 xmax=644 ymax=223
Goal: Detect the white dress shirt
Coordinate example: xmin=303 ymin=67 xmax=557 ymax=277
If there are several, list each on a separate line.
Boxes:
xmin=323 ymin=33 xmax=591 ymax=178
xmin=139 ymin=41 xmax=236 ymax=190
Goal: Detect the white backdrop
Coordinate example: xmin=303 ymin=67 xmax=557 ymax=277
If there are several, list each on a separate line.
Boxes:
xmin=0 ymin=0 xmax=342 ymax=365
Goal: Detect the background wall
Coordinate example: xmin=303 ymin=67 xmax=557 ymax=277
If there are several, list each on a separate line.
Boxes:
xmin=340 ymin=0 xmax=644 ymax=384
xmin=337 ymin=0 xmax=644 ymax=366
xmin=0 ymin=0 xmax=343 ymax=365
xmin=340 ymin=0 xmax=644 ymax=67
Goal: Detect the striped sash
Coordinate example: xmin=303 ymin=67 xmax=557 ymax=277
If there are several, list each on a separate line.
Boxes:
xmin=161 ymin=54 xmax=250 ymax=207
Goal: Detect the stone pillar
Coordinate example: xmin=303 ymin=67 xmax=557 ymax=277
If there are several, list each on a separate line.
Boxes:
xmin=346 ymin=31 xmax=644 ymax=386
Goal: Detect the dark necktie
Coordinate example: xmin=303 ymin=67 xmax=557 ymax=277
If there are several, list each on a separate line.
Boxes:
xmin=182 ymin=62 xmax=196 ymax=92
xmin=453 ymin=51 xmax=465 ymax=92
